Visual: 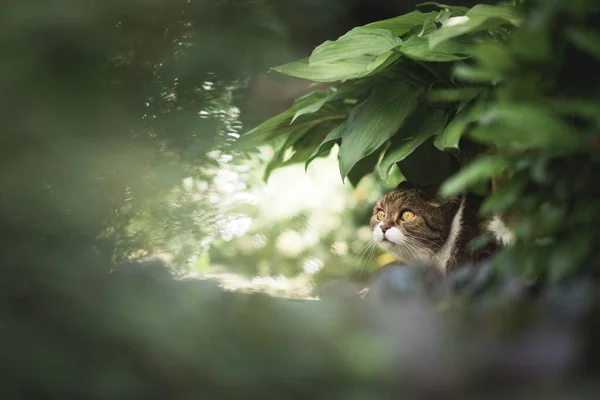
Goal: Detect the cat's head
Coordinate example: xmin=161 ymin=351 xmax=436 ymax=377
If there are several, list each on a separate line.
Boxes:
xmin=370 ymin=181 xmax=460 ymax=263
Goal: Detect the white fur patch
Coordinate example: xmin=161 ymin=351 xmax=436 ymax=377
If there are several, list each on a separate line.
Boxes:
xmin=435 ymin=196 xmax=466 ymax=272
xmin=373 ymin=222 xmax=433 ymax=263
xmin=488 ymin=216 xmax=514 ymax=246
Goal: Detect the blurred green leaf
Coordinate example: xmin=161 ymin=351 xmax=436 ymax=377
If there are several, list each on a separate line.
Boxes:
xmin=511 ymin=27 xmax=552 ymax=62
xmin=310 ymin=28 xmax=401 ymax=66
xmin=379 ymin=109 xmax=447 ymax=178
xmin=339 ymin=82 xmax=422 ymax=179
xmin=428 ymin=87 xmax=482 ymax=103
xmin=470 ymin=105 xmax=582 ymax=150
xmin=440 ymin=155 xmax=511 ymax=197
xmin=363 ymin=10 xmax=439 ymax=36
xmin=468 ymin=42 xmax=515 ymax=72
xmin=480 ymin=175 xmax=527 ymax=215
xmin=399 ymin=35 xmax=468 ymax=62
xmin=565 ymin=27 xmax=600 ymax=61
xmin=453 ymin=64 xmax=502 ymax=83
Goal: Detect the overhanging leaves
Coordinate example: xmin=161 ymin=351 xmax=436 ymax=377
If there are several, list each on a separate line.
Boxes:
xmin=273 ymin=52 xmax=401 ymax=83
xmin=399 ymin=35 xmax=469 ymax=62
xmin=236 ymin=91 xmax=329 ymax=149
xmin=305 ymin=121 xmax=346 ymax=170
xmin=338 ymin=81 xmax=423 ymax=180
xmin=428 ymin=5 xmax=522 ymax=48
xmin=379 ymin=109 xmax=447 ymax=179
xmin=310 ymin=28 xmax=402 ymax=66
xmin=363 ymin=10 xmax=439 ymax=37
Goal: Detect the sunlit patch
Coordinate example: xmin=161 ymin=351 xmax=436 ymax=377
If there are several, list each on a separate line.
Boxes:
xmin=302 ymin=258 xmax=323 ymax=274
xmin=445 ymin=16 xmax=470 ymax=27
xmin=251 ymin=234 xmax=267 ymax=248
xmin=331 ymin=242 xmax=348 ymax=255
xmin=276 ymin=230 xmax=305 ymax=256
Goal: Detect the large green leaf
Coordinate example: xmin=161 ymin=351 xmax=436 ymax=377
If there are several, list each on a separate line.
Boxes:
xmin=363 ymin=10 xmax=439 ymax=36
xmin=347 ymin=141 xmax=390 ymax=187
xmin=338 ymin=82 xmax=423 ymax=179
xmin=399 ymin=35 xmax=468 ymax=62
xmin=263 ymin=126 xmax=313 ymax=181
xmin=434 ymin=100 xmax=484 ymax=151
xmin=469 ymin=105 xmax=582 ymax=150
xmin=236 ymin=91 xmax=328 ymax=149
xmin=291 ymin=84 xmax=364 ymax=123
xmin=428 ymin=4 xmax=522 ymax=47
xmin=310 ymin=28 xmax=401 ymax=66
xmin=305 ymin=121 xmax=346 ymax=170
xmin=396 ymin=138 xmax=458 ymax=186
xmin=440 ymin=154 xmax=511 ymax=197
xmin=273 ymin=52 xmax=401 ymax=83
xmin=379 ymin=109 xmax=447 ymax=179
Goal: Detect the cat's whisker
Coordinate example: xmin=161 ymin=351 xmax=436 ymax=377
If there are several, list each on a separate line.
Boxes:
xmin=355 ymin=240 xmax=376 ymax=270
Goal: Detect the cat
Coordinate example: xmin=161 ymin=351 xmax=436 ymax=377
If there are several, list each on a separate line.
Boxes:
xmin=370 ymin=181 xmax=513 ymax=273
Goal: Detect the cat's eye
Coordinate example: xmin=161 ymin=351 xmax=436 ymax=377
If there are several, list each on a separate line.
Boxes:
xmin=401 ymin=210 xmax=415 ymax=221
xmin=376 ymin=211 xmax=385 ymax=221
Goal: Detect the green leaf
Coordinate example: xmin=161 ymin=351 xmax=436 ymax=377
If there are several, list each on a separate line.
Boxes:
xmin=280 ymin=122 xmax=339 ymax=169
xmin=417 ymin=17 xmax=438 ymax=37
xmin=397 ymin=139 xmax=458 ymax=186
xmin=565 ymin=27 xmax=600 ymax=61
xmin=453 ymin=65 xmax=502 ymax=83
xmin=379 ymin=109 xmax=447 ymax=179
xmin=428 ymin=4 xmax=521 ymax=48
xmin=338 ymin=82 xmax=423 ymax=179
xmin=434 ymin=100 xmax=484 ymax=151
xmin=440 ymin=155 xmax=511 ymax=197
xmin=428 ymin=87 xmax=482 ymax=103
xmin=347 ymin=141 xmax=390 ymax=187
xmin=305 ymin=122 xmax=346 ymax=170
xmin=263 ymin=125 xmax=313 ymax=181
xmin=480 ymin=176 xmax=527 ymax=215
xmin=273 ymin=52 xmax=401 ymax=83
xmin=399 ymin=35 xmax=468 ymax=62
xmin=363 ymin=10 xmax=439 ymax=37
xmin=470 ymin=105 xmax=582 ymax=150
xmin=310 ymin=28 xmax=401 ymax=66
xmin=291 ymin=85 xmax=362 ymax=123
xmin=467 ymin=4 xmax=522 ymax=26
xmin=236 ymin=91 xmax=328 ymax=148
xmin=417 ymin=2 xmax=469 ymax=14
xmin=468 ymin=42 xmax=515 ymax=72
xmin=544 ymin=98 xmax=600 ymax=120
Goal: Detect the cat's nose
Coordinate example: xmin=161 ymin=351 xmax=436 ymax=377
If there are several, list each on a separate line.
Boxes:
xmin=380 ymin=224 xmax=390 ymax=233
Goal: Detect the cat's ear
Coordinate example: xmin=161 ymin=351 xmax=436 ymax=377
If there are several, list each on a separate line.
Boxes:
xmin=396 ymin=181 xmax=415 ymax=190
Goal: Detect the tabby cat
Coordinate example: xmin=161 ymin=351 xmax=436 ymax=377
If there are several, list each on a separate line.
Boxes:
xmin=370 ymin=181 xmax=513 ymax=273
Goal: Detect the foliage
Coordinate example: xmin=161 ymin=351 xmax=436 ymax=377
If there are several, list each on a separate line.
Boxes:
xmin=1 ymin=0 xmax=294 ymax=270
xmin=239 ymin=0 xmax=600 ymax=280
